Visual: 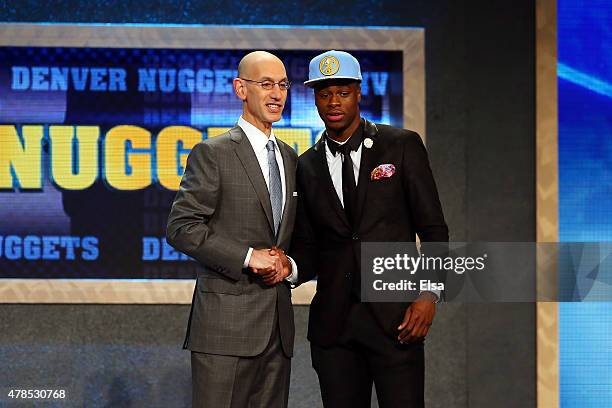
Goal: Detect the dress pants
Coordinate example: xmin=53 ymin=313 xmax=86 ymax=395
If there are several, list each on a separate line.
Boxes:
xmin=311 ymin=301 xmax=424 ymax=408
xmin=191 ymin=313 xmax=291 ymax=408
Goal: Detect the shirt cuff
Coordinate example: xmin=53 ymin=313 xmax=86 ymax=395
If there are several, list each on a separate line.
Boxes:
xmin=243 ymin=247 xmax=253 ymax=268
xmin=285 ymin=255 xmax=298 ymax=286
xmin=419 ymin=289 xmax=441 ymax=303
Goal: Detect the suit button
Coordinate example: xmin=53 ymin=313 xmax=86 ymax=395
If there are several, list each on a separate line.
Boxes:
xmin=352 ymin=235 xmax=359 ymax=241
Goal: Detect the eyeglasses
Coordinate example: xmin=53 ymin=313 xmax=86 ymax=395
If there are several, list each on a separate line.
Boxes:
xmin=239 ymin=78 xmax=291 ymax=90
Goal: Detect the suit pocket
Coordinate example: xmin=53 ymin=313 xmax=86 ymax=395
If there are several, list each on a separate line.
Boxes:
xmin=198 ymin=276 xmax=242 ymax=295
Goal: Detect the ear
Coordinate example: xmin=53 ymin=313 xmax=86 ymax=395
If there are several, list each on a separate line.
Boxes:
xmin=233 ymin=78 xmax=247 ymax=101
xmin=356 ymin=83 xmax=362 ymax=103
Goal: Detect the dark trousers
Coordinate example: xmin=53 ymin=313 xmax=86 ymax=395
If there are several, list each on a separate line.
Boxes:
xmin=311 ymin=302 xmax=424 ymax=408
xmin=191 ymin=316 xmax=291 ymax=408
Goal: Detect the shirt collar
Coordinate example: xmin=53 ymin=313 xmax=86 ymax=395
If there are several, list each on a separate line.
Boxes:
xmin=325 ymin=119 xmax=364 ymax=156
xmin=238 ymin=116 xmax=278 ymax=153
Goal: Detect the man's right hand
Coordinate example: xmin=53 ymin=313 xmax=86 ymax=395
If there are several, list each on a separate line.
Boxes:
xmin=249 ymin=249 xmax=280 ymax=282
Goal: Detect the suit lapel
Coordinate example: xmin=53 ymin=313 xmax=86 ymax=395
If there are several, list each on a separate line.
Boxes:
xmin=354 ymin=127 xmax=378 ymax=229
xmin=313 ymin=138 xmax=351 ymax=229
xmin=276 ymin=141 xmax=295 ymax=245
xmin=231 ymin=127 xmax=275 ymax=234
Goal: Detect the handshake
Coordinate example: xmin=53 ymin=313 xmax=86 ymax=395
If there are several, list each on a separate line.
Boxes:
xmin=248 ymin=246 xmax=292 ymax=286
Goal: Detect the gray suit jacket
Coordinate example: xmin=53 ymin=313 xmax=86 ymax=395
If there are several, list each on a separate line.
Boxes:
xmin=166 ymin=126 xmax=297 ymax=358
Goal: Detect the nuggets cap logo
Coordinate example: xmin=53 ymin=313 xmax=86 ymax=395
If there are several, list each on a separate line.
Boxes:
xmin=319 ymin=56 xmax=340 ymax=76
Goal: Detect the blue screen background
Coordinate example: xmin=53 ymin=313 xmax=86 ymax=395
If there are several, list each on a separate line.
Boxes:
xmin=0 ymin=45 xmax=404 ymax=279
xmin=558 ymin=0 xmax=612 ymax=405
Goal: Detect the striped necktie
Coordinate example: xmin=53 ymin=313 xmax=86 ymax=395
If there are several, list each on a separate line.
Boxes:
xmin=266 ymin=140 xmax=283 ymax=235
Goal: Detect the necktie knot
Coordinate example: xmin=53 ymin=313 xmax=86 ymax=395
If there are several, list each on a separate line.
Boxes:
xmin=266 ymin=140 xmax=276 ymax=152
xmin=338 ymin=143 xmax=353 ymax=157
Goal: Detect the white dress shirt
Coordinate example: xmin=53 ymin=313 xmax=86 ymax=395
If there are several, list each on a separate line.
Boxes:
xmin=238 ymin=116 xmax=297 ymax=283
xmin=324 ymin=135 xmax=440 ymax=301
xmin=325 ymin=137 xmax=362 ymax=207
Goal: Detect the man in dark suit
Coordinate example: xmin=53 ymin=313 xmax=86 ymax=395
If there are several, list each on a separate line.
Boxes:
xmin=289 ymin=50 xmax=449 ymax=407
xmin=166 ymin=51 xmax=298 ymax=408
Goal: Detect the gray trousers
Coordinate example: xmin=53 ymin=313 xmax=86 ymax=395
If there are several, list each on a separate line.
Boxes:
xmin=191 ymin=320 xmax=291 ymax=408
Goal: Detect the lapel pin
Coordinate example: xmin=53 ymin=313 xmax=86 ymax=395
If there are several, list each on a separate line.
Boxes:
xmin=363 ymin=138 xmax=374 ymax=149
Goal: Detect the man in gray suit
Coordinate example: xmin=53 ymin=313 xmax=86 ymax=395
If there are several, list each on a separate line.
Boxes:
xmin=166 ymin=51 xmax=298 ymax=408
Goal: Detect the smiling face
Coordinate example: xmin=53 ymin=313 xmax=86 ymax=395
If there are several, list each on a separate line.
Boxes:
xmin=313 ymin=79 xmax=361 ymax=142
xmin=233 ymin=52 xmax=288 ymax=136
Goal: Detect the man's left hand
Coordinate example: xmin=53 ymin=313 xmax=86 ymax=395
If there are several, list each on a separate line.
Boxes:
xmin=397 ymin=292 xmax=437 ymax=344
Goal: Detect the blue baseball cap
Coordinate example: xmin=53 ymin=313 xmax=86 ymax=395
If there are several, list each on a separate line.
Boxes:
xmin=303 ymin=50 xmax=362 ymax=87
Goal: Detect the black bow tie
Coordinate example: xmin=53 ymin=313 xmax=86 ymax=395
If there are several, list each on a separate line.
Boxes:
xmin=326 ymin=129 xmax=363 ymax=157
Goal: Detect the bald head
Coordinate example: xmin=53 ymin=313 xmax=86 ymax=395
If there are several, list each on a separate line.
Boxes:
xmin=233 ymin=51 xmax=288 ymax=135
xmin=238 ymin=51 xmax=284 ymax=78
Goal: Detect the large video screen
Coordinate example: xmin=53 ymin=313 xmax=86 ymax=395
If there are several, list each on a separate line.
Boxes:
xmin=0 ymin=40 xmax=404 ymax=280
xmin=558 ymin=0 xmax=612 ymax=406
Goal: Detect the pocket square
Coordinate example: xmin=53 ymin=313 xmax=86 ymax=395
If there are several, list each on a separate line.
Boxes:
xmin=371 ymin=164 xmax=396 ymax=180
xmin=292 ymin=191 xmax=298 ymax=197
